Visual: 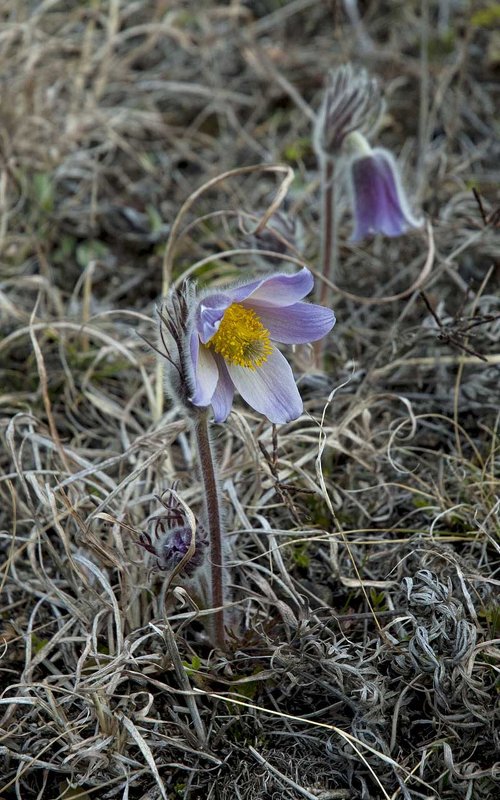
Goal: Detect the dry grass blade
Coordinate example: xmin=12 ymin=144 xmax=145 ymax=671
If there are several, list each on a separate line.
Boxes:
xmin=117 ymin=713 xmax=168 ymax=800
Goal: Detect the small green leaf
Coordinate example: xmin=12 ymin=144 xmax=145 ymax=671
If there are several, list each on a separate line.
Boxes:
xmin=31 ymin=635 xmax=49 ymax=653
xmin=292 ymin=542 xmax=310 ymax=568
xmin=182 ymin=654 xmax=202 ymax=675
xmin=32 ymin=173 xmax=54 ymax=213
xmin=76 ymin=240 xmax=110 ymax=269
xmin=146 ymin=204 xmax=164 ymax=234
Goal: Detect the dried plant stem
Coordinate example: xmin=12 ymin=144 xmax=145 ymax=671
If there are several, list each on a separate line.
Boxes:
xmin=315 ymin=156 xmax=338 ymax=362
xmin=417 ymin=0 xmax=430 ymax=202
xmin=318 ymin=157 xmax=338 ymax=306
xmin=193 ymin=409 xmax=225 ymax=650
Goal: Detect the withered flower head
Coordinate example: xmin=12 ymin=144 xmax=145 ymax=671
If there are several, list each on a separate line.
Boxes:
xmin=138 ymin=486 xmax=208 ymax=576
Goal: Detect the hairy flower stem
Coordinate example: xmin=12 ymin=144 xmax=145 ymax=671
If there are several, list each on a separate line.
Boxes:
xmin=193 ymin=409 xmax=225 ymax=650
xmin=315 ymin=157 xmax=338 ymax=362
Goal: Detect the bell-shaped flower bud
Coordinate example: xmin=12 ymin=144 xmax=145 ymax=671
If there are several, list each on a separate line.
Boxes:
xmin=346 ymin=131 xmax=423 ymax=241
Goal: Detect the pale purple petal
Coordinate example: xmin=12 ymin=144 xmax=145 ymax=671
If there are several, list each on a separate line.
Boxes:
xmin=248 ymin=301 xmax=336 ymax=344
xmin=227 ymin=347 xmax=302 ymax=424
xmin=349 ymin=148 xmax=422 ymax=242
xmin=225 ymin=267 xmax=314 ymax=307
xmin=210 ymin=356 xmax=235 ymax=423
xmin=196 ymin=294 xmax=232 ymax=343
xmin=191 ymin=343 xmax=219 ymax=406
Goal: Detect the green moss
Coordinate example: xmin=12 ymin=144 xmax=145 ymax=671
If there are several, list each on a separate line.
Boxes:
xmin=412 ymin=496 xmax=431 ymax=509
xmin=292 ymin=541 xmax=310 ymax=569
xmin=231 ymin=678 xmax=258 ymax=701
xmin=282 ymin=137 xmax=312 ymax=163
xmin=31 ymin=634 xmax=49 ymax=653
xmin=479 ymin=605 xmax=500 ymax=637
xmin=32 ymin=173 xmax=54 ymax=214
xmin=428 ymin=31 xmax=456 ymax=58
xmin=471 ymin=3 xmax=500 ymax=27
xmin=76 ymin=239 xmax=111 ymax=269
xmin=53 ymin=234 xmax=77 ymax=266
xmin=146 ymin=204 xmax=164 ymax=234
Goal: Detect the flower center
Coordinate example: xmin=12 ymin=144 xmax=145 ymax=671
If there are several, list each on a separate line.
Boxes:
xmin=208 ymin=303 xmax=272 ymax=369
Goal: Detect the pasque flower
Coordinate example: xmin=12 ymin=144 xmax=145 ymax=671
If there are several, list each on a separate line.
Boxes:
xmin=156 ymin=270 xmax=334 ymax=647
xmin=346 ymin=131 xmax=422 ymax=241
xmin=190 ymin=267 xmax=335 ymax=424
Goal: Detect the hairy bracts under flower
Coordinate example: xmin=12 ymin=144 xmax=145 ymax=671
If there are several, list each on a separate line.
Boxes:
xmin=157 ymin=284 xmax=196 ymax=410
xmin=314 ymin=63 xmax=382 ymax=159
xmin=190 ymin=268 xmax=335 ymax=424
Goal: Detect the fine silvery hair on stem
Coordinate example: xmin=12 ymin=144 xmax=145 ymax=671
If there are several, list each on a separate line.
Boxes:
xmin=314 ymin=63 xmax=383 ymax=159
xmin=153 ymin=286 xmax=228 ymax=648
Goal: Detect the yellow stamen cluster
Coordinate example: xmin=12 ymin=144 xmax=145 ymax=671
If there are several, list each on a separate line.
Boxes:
xmin=208 ymin=303 xmax=272 ymax=369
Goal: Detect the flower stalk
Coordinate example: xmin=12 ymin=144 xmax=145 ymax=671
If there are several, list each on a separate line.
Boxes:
xmin=318 ymin=156 xmax=338 ymax=310
xmin=192 ymin=408 xmax=225 ymax=650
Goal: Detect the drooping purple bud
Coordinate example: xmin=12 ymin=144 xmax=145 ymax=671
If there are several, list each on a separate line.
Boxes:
xmin=346 ymin=132 xmax=422 ymax=241
xmin=314 ymin=64 xmax=383 ymax=159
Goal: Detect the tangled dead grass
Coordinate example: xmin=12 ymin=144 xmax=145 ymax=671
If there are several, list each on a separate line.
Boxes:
xmin=1 ymin=1 xmax=499 ymax=798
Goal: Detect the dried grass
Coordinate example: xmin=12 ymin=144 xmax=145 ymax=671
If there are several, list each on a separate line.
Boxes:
xmin=1 ymin=1 xmax=499 ymax=799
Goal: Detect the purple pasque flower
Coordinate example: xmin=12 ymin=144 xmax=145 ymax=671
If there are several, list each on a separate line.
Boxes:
xmin=190 ymin=268 xmax=335 ymax=424
xmin=347 ymin=132 xmax=422 ymax=241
